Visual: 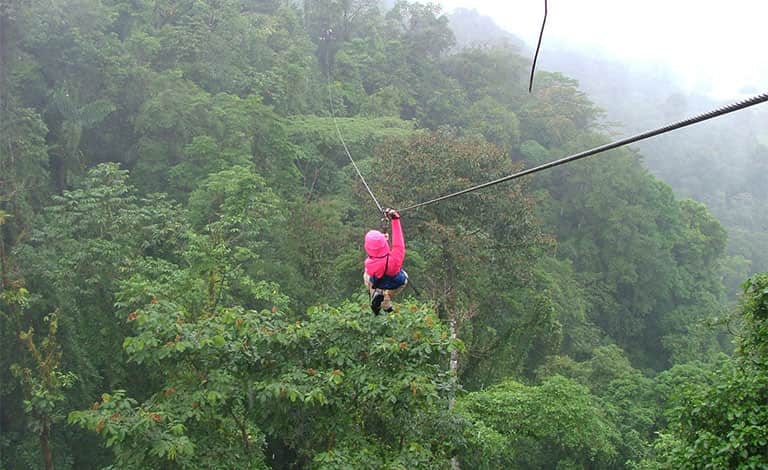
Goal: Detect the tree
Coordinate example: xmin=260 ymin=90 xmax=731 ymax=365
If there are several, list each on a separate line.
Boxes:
xmin=7 ymin=301 xmax=76 ymax=470
xmin=48 ymin=87 xmax=115 ymax=190
xmin=6 ymin=164 xmax=188 ymax=467
xmin=537 ymin=346 xmax=663 ymax=465
xmin=367 ymin=133 xmax=552 ymax=387
xmin=442 ymin=46 xmax=528 ymax=110
xmin=385 ymin=1 xmax=454 ymax=63
xmin=2 ymin=0 xmax=753 ymax=466
xmin=462 ymin=96 xmax=521 ymax=153
xmin=457 ymin=375 xmax=620 ymax=469
xmin=0 ymin=107 xmax=49 ymax=278
xmin=285 ymin=114 xmax=415 ymax=199
xmin=647 ymin=274 xmax=768 ymax=468
xmin=519 ymin=72 xmax=601 ymax=148
xmin=533 ymin=133 xmax=727 ymax=369
xmin=71 ymin=296 xmax=460 ymax=468
xmin=0 ymin=106 xmax=57 ymax=469
xmin=304 ymin=0 xmax=381 ymax=44
xmin=655 ymin=274 xmax=768 ymax=468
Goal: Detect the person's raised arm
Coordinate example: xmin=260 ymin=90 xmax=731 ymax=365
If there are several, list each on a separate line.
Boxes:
xmin=385 ymin=209 xmax=405 ymax=271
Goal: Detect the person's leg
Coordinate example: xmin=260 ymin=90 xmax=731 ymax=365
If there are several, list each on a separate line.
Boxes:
xmin=364 ymin=272 xmax=384 ymax=314
xmin=363 ymin=272 xmax=373 ymax=294
xmin=382 ymin=277 xmax=408 ymax=311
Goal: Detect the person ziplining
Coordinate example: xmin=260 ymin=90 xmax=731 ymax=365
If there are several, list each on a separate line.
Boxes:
xmin=323 ymin=32 xmax=409 ymax=314
xmin=323 ymin=18 xmax=768 ymax=314
xmin=363 ymin=209 xmax=408 ymax=314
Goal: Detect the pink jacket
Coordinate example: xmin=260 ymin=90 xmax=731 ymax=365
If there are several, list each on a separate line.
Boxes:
xmin=364 ymin=218 xmax=405 ymax=277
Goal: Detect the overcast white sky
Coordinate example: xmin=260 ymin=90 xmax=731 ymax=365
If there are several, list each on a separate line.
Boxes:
xmin=434 ymin=0 xmax=768 ymax=99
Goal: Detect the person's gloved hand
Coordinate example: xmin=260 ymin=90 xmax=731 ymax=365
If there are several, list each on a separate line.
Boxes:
xmin=384 ymin=208 xmax=400 ymax=220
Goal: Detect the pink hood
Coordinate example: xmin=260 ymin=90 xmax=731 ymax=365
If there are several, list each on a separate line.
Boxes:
xmin=365 ymin=230 xmax=390 ymax=257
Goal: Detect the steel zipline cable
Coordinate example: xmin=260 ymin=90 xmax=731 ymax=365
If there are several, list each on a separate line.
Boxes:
xmin=324 ymin=35 xmax=385 ymax=214
xmin=397 ymin=91 xmax=768 ymax=213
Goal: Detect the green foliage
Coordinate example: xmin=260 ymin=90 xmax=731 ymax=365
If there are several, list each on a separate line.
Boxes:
xmin=520 ymin=72 xmax=601 ymax=147
xmin=530 ymin=256 xmax=599 ymax=359
xmin=259 ymin=197 xmax=360 ymax=311
xmin=441 ymin=47 xmax=527 ymax=108
xmin=534 ymin=135 xmax=727 ymax=369
xmin=285 ymin=114 xmax=416 ymax=199
xmin=538 ymin=345 xmax=665 ymax=465
xmin=57 ymin=163 xmax=457 ymax=469
xmin=188 ymin=166 xmax=280 ymax=240
xmin=458 ymin=376 xmax=620 ymax=469
xmin=3 ymin=287 xmax=77 ymax=470
xmin=462 ymin=96 xmax=521 ymax=152
xmin=73 ymin=253 xmax=459 ymax=467
xmin=385 ymin=2 xmax=454 ymax=62
xmin=263 ymin=301 xmax=461 ymax=468
xmin=646 ymin=274 xmax=768 ymax=468
xmin=0 ymin=106 xmax=49 ymax=230
xmin=8 ymin=164 xmax=188 ymax=466
xmin=49 ymin=86 xmax=116 ymax=187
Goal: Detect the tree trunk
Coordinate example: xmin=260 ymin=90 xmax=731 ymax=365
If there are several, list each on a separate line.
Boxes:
xmin=51 ymin=154 xmax=68 ymax=193
xmin=0 ymin=0 xmax=9 ymax=112
xmin=0 ymin=224 xmax=8 ymax=290
xmin=448 ymin=314 xmax=458 ymax=407
xmin=0 ymin=0 xmax=14 ymax=292
xmin=40 ymin=421 xmax=54 ymax=470
xmin=449 ymin=312 xmax=460 ymax=470
xmin=443 ymin=240 xmax=460 ymax=470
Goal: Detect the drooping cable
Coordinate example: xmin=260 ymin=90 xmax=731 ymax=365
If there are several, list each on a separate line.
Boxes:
xmin=323 ymin=32 xmax=384 ymax=214
xmin=529 ymin=0 xmax=548 ymax=93
xmin=397 ymin=92 xmax=768 ymax=213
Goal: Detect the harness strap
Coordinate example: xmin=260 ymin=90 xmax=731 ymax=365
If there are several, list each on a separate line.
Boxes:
xmin=372 ymin=255 xmax=389 ymax=290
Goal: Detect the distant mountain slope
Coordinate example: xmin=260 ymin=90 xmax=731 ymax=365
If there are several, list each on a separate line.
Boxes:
xmin=448 ymin=8 xmax=525 ymax=50
xmin=536 ymin=48 xmax=768 ymax=277
xmin=447 ymin=9 xmax=768 ymax=278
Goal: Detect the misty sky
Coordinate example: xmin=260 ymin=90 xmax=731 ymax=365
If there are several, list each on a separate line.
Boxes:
xmin=435 ymin=0 xmax=768 ymax=99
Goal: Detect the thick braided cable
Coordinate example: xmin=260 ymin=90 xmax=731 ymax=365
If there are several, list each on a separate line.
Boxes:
xmin=398 ymin=92 xmax=768 ymax=213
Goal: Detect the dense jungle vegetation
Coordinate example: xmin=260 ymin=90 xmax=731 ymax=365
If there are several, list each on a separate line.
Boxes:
xmin=1 ymin=0 xmax=766 ymax=468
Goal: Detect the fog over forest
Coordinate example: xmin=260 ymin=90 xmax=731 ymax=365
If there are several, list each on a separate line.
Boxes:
xmin=449 ymin=6 xmax=768 ymax=285
xmin=439 ymin=0 xmax=768 ymax=99
xmin=2 ymin=1 xmax=767 ymax=469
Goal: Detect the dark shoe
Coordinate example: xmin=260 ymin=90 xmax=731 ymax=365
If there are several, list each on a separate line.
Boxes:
xmin=371 ymin=290 xmax=384 ymax=314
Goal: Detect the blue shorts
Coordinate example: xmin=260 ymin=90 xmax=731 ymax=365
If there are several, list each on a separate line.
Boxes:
xmin=369 ymin=269 xmax=408 ymax=289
